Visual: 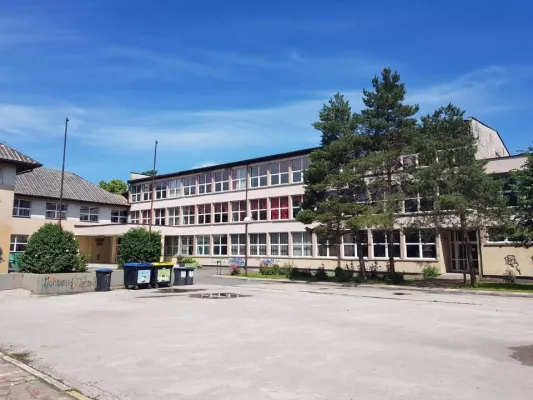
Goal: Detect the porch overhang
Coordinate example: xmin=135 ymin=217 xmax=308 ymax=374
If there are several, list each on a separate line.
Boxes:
xmin=74 ymin=224 xmax=132 ymax=237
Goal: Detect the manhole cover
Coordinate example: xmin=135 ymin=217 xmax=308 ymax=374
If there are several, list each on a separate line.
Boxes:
xmin=189 ymin=292 xmax=249 ymax=299
xmin=393 ymin=292 xmax=411 ymax=296
xmin=158 ymin=288 xmax=206 ymax=294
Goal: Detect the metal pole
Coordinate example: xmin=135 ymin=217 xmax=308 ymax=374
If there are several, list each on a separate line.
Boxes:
xmin=58 ymin=117 xmax=69 ymax=229
xmin=148 ymin=140 xmax=158 ymax=236
xmin=244 ymin=164 xmax=250 ymax=276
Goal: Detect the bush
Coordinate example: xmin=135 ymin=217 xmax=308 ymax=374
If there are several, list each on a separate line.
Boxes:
xmin=335 ymin=263 xmax=355 ymax=282
xmin=369 ymin=263 xmax=380 ymax=280
xmin=259 ymin=263 xmax=280 ymax=275
xmin=288 ymin=267 xmax=313 ymax=280
xmin=19 ymin=223 xmax=88 ymax=274
xmin=279 ymin=261 xmax=295 ymax=277
xmin=118 ymin=227 xmax=162 ymax=266
xmin=387 ymin=272 xmax=405 ymax=284
xmin=314 ymin=266 xmax=328 ymax=281
xmin=422 ymin=265 xmax=441 ymax=279
xmin=503 ymin=269 xmax=516 ymax=283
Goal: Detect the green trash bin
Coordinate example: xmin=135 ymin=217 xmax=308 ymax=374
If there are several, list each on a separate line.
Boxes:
xmin=151 ymin=262 xmax=173 ymax=288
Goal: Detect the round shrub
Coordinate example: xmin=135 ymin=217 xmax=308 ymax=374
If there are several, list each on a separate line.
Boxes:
xmin=19 ymin=223 xmax=87 ymax=274
xmin=118 ymin=227 xmax=162 ymax=266
xmin=421 ymin=265 xmax=441 ymax=279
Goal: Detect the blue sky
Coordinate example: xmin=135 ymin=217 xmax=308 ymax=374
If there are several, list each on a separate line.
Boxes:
xmin=1 ymin=0 xmax=532 ymax=183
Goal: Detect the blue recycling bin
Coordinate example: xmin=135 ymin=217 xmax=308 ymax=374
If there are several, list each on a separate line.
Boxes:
xmin=95 ymin=268 xmax=113 ymax=291
xmin=123 ymin=262 xmax=153 ymax=289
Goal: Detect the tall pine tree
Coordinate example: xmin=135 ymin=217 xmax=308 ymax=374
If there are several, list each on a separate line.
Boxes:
xmin=313 ymin=93 xmax=357 ymax=146
xmin=511 ymin=145 xmax=533 ymax=246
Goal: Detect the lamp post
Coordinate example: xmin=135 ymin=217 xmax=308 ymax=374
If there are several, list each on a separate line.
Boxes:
xmin=58 ymin=117 xmax=69 ymax=229
xmin=243 ymin=216 xmax=251 ymax=276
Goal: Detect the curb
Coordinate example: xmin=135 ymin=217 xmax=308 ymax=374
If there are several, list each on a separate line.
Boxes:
xmin=214 ymin=275 xmax=533 ymax=298
xmin=0 ymin=352 xmax=92 ymax=399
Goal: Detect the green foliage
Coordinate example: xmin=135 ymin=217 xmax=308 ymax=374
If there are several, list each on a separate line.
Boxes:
xmin=230 ymin=265 xmax=241 ymax=275
xmin=118 ymin=227 xmax=162 ymax=265
xmin=511 ymin=146 xmax=533 ymax=246
xmin=288 ymin=267 xmax=313 ymax=280
xmin=314 ymin=266 xmax=328 ymax=281
xmin=181 ymin=257 xmax=197 ymax=264
xmin=313 ymin=93 xmax=357 ymax=146
xmin=421 ymin=265 xmax=441 ymax=279
xmin=387 ymin=272 xmax=405 ymax=284
xmin=335 ymin=263 xmax=355 ymax=282
xmin=98 ymin=179 xmax=128 ymax=194
xmin=503 ymin=269 xmax=516 ymax=284
xmin=259 ymin=264 xmax=281 ymax=275
xmin=141 ymin=170 xmax=157 ymax=176
xmin=19 ymin=223 xmax=87 ymax=274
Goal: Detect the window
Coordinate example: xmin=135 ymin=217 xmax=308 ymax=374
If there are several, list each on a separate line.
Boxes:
xmin=164 ymin=236 xmax=179 ymax=256
xmin=214 ymin=202 xmax=229 ymax=223
xmin=111 ymin=209 xmax=128 ymax=223
xmin=292 ymin=157 xmax=310 ymax=183
xmin=168 ymin=207 xmax=180 ymax=226
xmin=198 ymin=173 xmax=212 ymax=194
xmin=197 ymin=204 xmax=211 ymax=224
xmin=405 ymin=230 xmax=437 ymax=259
xmin=196 ymin=235 xmax=210 ymax=255
xmin=231 ymin=201 xmax=247 ymax=222
xmin=292 ymin=232 xmax=312 ymax=257
xmin=231 ymin=234 xmax=246 ymax=255
xmin=270 ymin=233 xmax=289 ymax=256
xmin=182 ymin=206 xmax=195 ymax=225
xmin=180 ymin=236 xmax=194 ymax=255
xmin=317 ymin=240 xmax=339 ymax=258
xmin=270 ymin=161 xmax=289 ymax=185
xmin=80 ymin=206 xmax=99 ymax=222
xmin=251 ymin=199 xmax=267 ymax=221
xmin=131 ymin=185 xmax=142 ymax=202
xmin=45 ymin=203 xmax=67 ymax=220
xmin=214 ymin=171 xmax=230 ymax=192
xmin=143 ymin=184 xmax=152 ymax=201
xmin=13 ymin=199 xmax=31 ymax=217
xmin=343 ymin=231 xmax=369 ymax=258
xmin=168 ymin=179 xmax=181 ymax=198
xmin=154 ymin=208 xmax=166 ymax=225
xmin=155 ymin=181 xmax=167 ymax=199
xmin=292 ymin=195 xmax=303 ymax=219
xmin=270 ymin=197 xmax=289 ymax=220
xmin=213 ymin=235 xmax=228 ymax=255
xmin=404 ymin=194 xmax=433 ymax=213
xmin=232 ymin=167 xmax=247 ymax=190
xmin=250 ymin=233 xmax=267 ymax=256
xmin=372 ymin=231 xmax=401 ymax=258
xmin=142 ymin=210 xmax=151 ymax=225
xmin=183 ymin=176 xmax=196 ymax=196
xmin=250 ymin=164 xmax=268 ymax=188
xmin=130 ymin=210 xmax=140 ymax=224
xmin=502 ymin=181 xmax=518 ymax=207
xmin=10 ymin=235 xmax=28 ymax=252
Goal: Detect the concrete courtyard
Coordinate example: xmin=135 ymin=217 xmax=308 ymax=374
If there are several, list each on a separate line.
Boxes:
xmin=0 ymin=270 xmax=532 ymax=400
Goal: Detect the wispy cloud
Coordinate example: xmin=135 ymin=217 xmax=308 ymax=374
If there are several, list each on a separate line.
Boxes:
xmin=0 ymin=15 xmax=76 ymax=49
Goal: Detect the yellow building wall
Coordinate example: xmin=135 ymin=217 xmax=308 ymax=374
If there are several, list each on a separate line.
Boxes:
xmin=0 ymin=165 xmax=16 ymax=274
xmin=482 ymin=245 xmax=533 ymax=277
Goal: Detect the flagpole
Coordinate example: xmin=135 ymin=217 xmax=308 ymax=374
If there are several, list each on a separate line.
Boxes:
xmin=58 ymin=117 xmax=69 ymax=229
xmin=148 ymin=140 xmax=158 ymax=235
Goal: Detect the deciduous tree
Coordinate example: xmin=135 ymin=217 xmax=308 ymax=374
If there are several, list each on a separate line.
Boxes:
xmin=98 ymin=179 xmax=128 ymax=194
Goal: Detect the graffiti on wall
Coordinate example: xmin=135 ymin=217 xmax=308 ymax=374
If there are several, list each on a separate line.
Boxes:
xmin=504 ymin=255 xmax=521 ymax=274
xmin=41 ymin=275 xmax=96 ymax=290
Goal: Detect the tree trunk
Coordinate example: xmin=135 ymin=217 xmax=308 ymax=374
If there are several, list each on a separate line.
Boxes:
xmin=337 ymin=244 xmax=342 ymax=270
xmin=355 ymin=232 xmax=366 ymax=282
xmin=459 ymin=214 xmax=474 ymax=287
xmin=465 ymin=231 xmax=476 ymax=287
xmin=386 ymin=230 xmax=396 ymax=273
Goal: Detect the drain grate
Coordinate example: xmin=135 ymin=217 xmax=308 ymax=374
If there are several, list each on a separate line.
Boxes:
xmin=189 ymin=292 xmax=250 ymax=299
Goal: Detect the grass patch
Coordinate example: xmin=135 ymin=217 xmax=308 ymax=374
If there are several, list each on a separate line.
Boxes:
xmin=242 ymin=272 xmax=288 ymax=280
xmin=4 ymin=350 xmax=32 ymax=364
xmin=474 ymin=282 xmax=533 ymax=293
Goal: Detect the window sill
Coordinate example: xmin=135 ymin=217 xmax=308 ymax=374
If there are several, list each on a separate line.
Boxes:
xmin=12 ymin=215 xmax=31 ymax=219
xmin=485 ymin=242 xmax=522 ymax=247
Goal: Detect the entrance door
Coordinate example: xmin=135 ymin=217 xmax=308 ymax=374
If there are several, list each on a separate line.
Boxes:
xmin=449 ymin=231 xmax=479 ymax=272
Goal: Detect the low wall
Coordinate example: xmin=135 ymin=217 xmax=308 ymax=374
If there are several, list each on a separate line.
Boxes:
xmin=0 ymin=270 xmax=125 ymax=294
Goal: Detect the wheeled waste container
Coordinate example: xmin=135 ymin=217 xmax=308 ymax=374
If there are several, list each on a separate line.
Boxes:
xmin=95 ymin=268 xmax=113 ymax=291
xmin=173 ymin=266 xmax=195 ymax=286
xmin=151 ymin=262 xmax=173 ymax=288
xmin=123 ymin=262 xmax=153 ymax=289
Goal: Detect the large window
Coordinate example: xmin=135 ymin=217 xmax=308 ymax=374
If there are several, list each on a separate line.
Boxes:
xmin=168 ymin=179 xmax=181 ymax=198
xmin=250 ymin=233 xmax=267 ymax=256
xmin=270 ymin=161 xmax=289 ymax=185
xmin=271 ymin=197 xmax=289 ymax=220
xmin=196 ymin=235 xmax=210 ymax=255
xmin=131 ymin=185 xmax=142 ymax=202
xmin=487 ymin=227 xmax=519 ymax=244
xmin=197 ymin=204 xmax=211 ymax=224
xmin=232 ymin=167 xmax=247 ymax=190
xmin=214 ymin=202 xmax=229 ymax=223
xmin=231 ymin=201 xmax=246 ymax=222
xmin=155 ymin=181 xmax=167 ymax=199
xmin=168 ymin=207 xmax=180 ymax=226
xmin=45 ymin=203 xmax=67 ymax=220
xmin=292 ymin=157 xmax=309 ymax=183
xmin=10 ymin=235 xmax=28 ymax=252
xmin=164 ymin=236 xmax=179 ymax=256
xmin=230 ymin=234 xmax=246 ymax=256
xmin=292 ymin=232 xmax=312 ymax=257
xmin=404 ymin=193 xmax=433 ymax=213
xmin=142 ymin=210 xmax=151 ymax=225
xmin=111 ymin=209 xmax=128 ymax=223
xmin=130 ymin=210 xmax=140 ymax=224
xmin=250 ymin=164 xmax=268 ymax=188
xmin=154 ymin=208 xmax=166 ymax=225
xmin=80 ymin=206 xmax=99 ymax=222
xmin=13 ymin=199 xmax=31 ymax=217
xmin=405 ymin=230 xmax=437 ymax=259
xmin=213 ymin=235 xmax=228 ymax=255
xmin=372 ymin=231 xmax=401 ymax=258
xmin=143 ymin=184 xmax=152 ymax=201
xmin=343 ymin=231 xmax=369 ymax=258
xmin=182 ymin=206 xmax=195 ymax=225
xmin=183 ymin=176 xmax=196 ymax=196
xmin=214 ymin=171 xmax=230 ymax=192
xmin=292 ymin=195 xmax=303 ymax=219
xmin=198 ymin=173 xmax=212 ymax=194
xmin=317 ymin=241 xmax=339 ymax=258
xmin=251 ymin=198 xmax=267 ymax=221
xmin=180 ymin=236 xmax=194 ymax=255
xmin=270 ymin=233 xmax=289 ymax=256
